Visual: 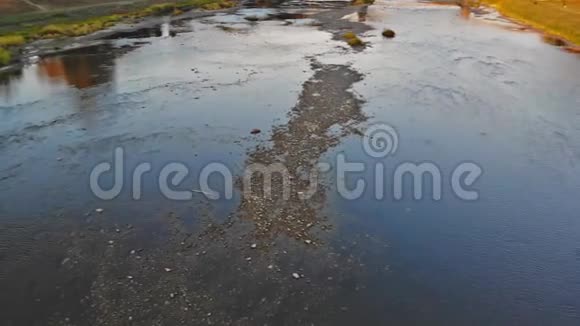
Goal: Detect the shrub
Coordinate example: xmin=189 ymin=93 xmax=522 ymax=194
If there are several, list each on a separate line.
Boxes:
xmin=0 ymin=35 xmax=25 ymax=47
xmin=201 ymin=0 xmax=235 ymax=10
xmin=343 ymin=31 xmax=357 ymax=40
xmin=543 ymin=34 xmax=567 ymax=46
xmin=346 ymin=36 xmax=364 ymax=47
xmin=352 ymin=0 xmax=374 ymax=5
xmin=37 ymin=15 xmax=123 ymax=38
xmin=39 ymin=24 xmax=68 ymax=37
xmin=201 ymin=2 xmax=222 ymax=10
xmin=0 ymin=48 xmax=11 ymax=66
xmin=141 ymin=3 xmax=176 ymax=16
xmin=343 ymin=32 xmax=364 ymax=46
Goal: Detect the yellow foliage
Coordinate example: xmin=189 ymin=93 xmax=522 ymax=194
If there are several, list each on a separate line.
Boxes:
xmin=481 ymin=0 xmax=580 ymax=44
xmin=0 ymin=47 xmax=11 ymax=66
xmin=343 ymin=31 xmax=357 ymax=39
xmin=0 ymin=35 xmax=25 ymax=47
xmin=343 ymin=32 xmax=364 ymax=47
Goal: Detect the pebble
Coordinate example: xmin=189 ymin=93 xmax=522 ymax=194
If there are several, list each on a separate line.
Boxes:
xmin=95 ymin=208 xmax=104 ymax=213
xmin=292 ymin=273 xmax=301 ymax=279
xmin=164 ymin=268 xmax=173 ymax=272
xmin=304 ymin=239 xmax=312 ymax=245
xmin=250 ymin=128 xmax=261 ymax=134
xmin=250 ymin=243 xmax=257 ymax=249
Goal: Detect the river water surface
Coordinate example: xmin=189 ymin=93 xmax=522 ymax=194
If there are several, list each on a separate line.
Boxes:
xmin=1 ymin=0 xmax=580 ymax=325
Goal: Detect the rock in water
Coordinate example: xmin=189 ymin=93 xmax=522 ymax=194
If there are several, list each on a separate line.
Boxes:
xmin=382 ymin=29 xmax=396 ymax=38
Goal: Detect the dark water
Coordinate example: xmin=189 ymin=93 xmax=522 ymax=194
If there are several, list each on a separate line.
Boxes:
xmin=1 ymin=0 xmax=580 ymax=324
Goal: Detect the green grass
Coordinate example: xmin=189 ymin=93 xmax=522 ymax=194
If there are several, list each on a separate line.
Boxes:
xmin=37 ymin=14 xmax=123 ymax=37
xmin=138 ymin=3 xmax=177 ymax=16
xmin=135 ymin=0 xmax=236 ymax=16
xmin=0 ymin=34 xmax=25 ymax=47
xmin=351 ymin=0 xmax=374 ymax=5
xmin=481 ymin=0 xmax=580 ymax=44
xmin=0 ymin=47 xmax=10 ymax=66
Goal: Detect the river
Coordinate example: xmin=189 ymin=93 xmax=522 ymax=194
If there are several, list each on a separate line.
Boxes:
xmin=0 ymin=0 xmax=579 ymax=325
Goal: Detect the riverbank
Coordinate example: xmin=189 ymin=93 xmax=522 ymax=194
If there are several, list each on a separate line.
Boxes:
xmin=480 ymin=0 xmax=580 ymax=45
xmin=0 ymin=0 xmax=236 ymax=67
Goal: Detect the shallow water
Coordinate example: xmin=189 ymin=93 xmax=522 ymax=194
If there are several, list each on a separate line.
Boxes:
xmin=318 ymin=2 xmax=580 ymax=324
xmin=1 ymin=0 xmax=580 ymax=324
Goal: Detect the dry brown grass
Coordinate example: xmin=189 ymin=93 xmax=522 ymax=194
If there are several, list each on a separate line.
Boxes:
xmin=481 ymin=0 xmax=580 ymax=44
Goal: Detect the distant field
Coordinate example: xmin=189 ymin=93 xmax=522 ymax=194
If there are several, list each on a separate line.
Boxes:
xmin=0 ymin=0 xmax=235 ymax=67
xmin=482 ymin=0 xmax=580 ymax=44
xmin=0 ymin=0 xmax=38 ymax=14
xmin=0 ymin=0 xmax=152 ymax=16
xmin=0 ymin=0 xmax=114 ymax=14
xmin=0 ymin=0 xmax=164 ymax=34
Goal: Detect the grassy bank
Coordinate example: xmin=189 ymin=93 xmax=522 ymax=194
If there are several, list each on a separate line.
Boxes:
xmin=0 ymin=0 xmax=236 ymax=67
xmin=480 ymin=0 xmax=580 ymax=45
xmin=0 ymin=48 xmax=11 ymax=66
